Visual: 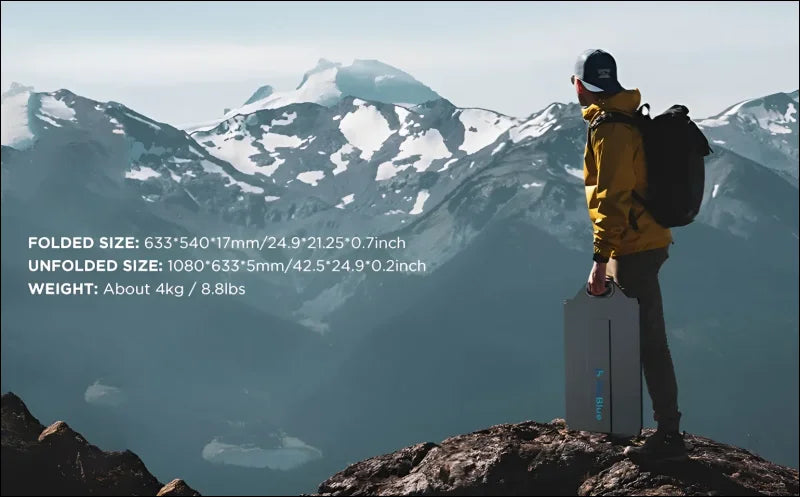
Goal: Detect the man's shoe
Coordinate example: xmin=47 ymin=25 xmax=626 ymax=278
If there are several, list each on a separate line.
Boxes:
xmin=623 ymin=429 xmax=689 ymax=462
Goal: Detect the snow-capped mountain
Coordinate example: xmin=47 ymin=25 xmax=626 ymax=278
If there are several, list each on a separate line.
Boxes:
xmin=3 ymin=78 xmax=797 ymax=275
xmin=185 ymin=95 xmax=587 ymax=258
xmin=0 ymin=85 xmax=275 ymax=219
xmin=698 ymin=90 xmax=798 ymax=184
xmin=183 ymin=58 xmax=441 ymax=133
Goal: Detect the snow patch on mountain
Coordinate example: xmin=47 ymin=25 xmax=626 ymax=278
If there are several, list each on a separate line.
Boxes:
xmin=202 ymin=135 xmax=269 ymax=176
xmin=125 ymin=166 xmax=161 ymax=181
xmin=409 ymin=190 xmax=430 ymax=215
xmin=724 ymin=99 xmax=754 ymax=116
xmin=37 ymin=115 xmax=60 ymax=127
xmin=339 ymin=102 xmax=393 ymax=160
xmin=199 ymin=159 xmax=264 ymax=194
xmin=271 ymin=111 xmax=297 ymax=126
xmin=784 ymin=103 xmax=796 ymax=122
xmin=743 ymin=102 xmax=796 ymax=134
xmin=39 ymin=95 xmax=76 ymax=123
xmin=437 ymin=157 xmax=458 ymax=172
xmin=458 ymin=109 xmax=517 ymax=154
xmin=200 ymin=160 xmax=241 ymax=184
xmin=712 ymin=184 xmax=721 ymax=198
xmin=195 ymin=115 xmax=303 ymax=177
xmin=108 ymin=117 xmax=124 ymax=132
xmin=522 ymin=182 xmax=544 ymax=189
xmin=123 ymin=111 xmax=160 ymax=130
xmin=510 ymin=104 xmax=560 ymax=143
xmin=395 ymin=106 xmax=410 ymax=125
xmin=375 ymin=163 xmax=407 ymax=181
xmin=297 ymin=170 xmax=325 ymax=186
xmin=260 ymin=132 xmax=304 ymax=152
xmin=234 ymin=182 xmax=264 ymax=194
xmin=330 ymin=144 xmax=354 ymax=175
xmin=376 ymin=129 xmax=450 ymax=180
xmin=335 ymin=193 xmax=355 ymax=209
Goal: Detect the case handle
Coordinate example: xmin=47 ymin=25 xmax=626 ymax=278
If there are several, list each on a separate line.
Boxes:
xmin=586 ymin=279 xmax=615 ymax=298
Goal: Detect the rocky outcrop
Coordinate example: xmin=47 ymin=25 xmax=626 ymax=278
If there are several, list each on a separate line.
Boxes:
xmin=157 ymin=479 xmax=201 ymax=496
xmin=316 ymin=419 xmax=799 ymax=496
xmin=1 ymin=392 xmax=199 ymax=496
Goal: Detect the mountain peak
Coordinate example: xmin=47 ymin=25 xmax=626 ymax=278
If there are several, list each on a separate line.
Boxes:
xmin=315 ymin=57 xmax=340 ymax=69
xmin=243 ymin=85 xmax=274 ymax=106
xmin=349 ymin=58 xmax=409 ymax=73
xmin=290 ymin=58 xmax=440 ymax=106
xmin=2 ymin=82 xmax=34 ymax=101
xmin=697 ymin=89 xmax=798 ymax=181
xmin=296 ymin=58 xmax=343 ymax=90
xmin=183 ymin=58 xmax=441 ymax=132
xmin=703 ymin=90 xmax=797 ymax=122
xmin=316 ymin=419 xmax=799 ymax=496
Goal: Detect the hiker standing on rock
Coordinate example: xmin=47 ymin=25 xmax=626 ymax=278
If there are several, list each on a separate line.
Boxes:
xmin=573 ymin=48 xmax=688 ymax=461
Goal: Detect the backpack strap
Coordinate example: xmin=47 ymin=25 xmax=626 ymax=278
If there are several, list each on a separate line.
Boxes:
xmin=587 ymin=110 xmax=649 ymax=231
xmin=587 ymin=111 xmax=637 ymax=147
xmin=589 ymin=111 xmax=636 ymax=130
xmin=631 ymin=190 xmax=647 ymax=206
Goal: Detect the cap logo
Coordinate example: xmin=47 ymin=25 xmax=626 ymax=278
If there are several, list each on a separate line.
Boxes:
xmin=597 ymin=68 xmax=612 ymax=79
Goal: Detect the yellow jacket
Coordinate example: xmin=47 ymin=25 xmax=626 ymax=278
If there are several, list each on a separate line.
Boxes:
xmin=582 ymin=89 xmax=672 ymax=259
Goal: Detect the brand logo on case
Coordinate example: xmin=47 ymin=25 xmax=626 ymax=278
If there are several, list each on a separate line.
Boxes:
xmin=594 ymin=368 xmax=605 ymax=421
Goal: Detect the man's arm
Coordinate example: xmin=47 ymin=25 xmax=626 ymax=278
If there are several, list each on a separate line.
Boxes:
xmin=590 ymin=123 xmax=636 ymax=260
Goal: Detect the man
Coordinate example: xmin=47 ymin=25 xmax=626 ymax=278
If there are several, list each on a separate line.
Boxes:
xmin=573 ymin=48 xmax=687 ymax=461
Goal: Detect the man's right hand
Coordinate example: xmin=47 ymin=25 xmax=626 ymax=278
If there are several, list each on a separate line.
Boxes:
xmin=587 ymin=261 xmax=608 ymax=295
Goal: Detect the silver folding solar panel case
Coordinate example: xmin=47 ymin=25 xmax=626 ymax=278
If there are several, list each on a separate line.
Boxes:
xmin=563 ymin=281 xmax=642 ymax=437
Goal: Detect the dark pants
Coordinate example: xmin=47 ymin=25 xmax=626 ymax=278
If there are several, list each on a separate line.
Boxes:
xmin=606 ymin=246 xmax=681 ymax=432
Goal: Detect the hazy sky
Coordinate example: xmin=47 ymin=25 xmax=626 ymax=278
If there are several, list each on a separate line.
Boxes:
xmin=2 ymin=1 xmax=798 ymax=126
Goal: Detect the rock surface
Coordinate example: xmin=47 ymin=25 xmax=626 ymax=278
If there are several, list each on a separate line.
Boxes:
xmin=157 ymin=478 xmax=201 ymax=496
xmin=316 ymin=418 xmax=799 ymax=496
xmin=1 ymin=392 xmax=199 ymax=496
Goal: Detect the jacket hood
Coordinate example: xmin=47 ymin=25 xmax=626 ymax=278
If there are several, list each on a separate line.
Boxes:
xmin=582 ymin=88 xmax=642 ymax=123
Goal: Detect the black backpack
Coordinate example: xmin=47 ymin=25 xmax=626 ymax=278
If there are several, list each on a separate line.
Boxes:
xmin=589 ymin=104 xmax=713 ymax=228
